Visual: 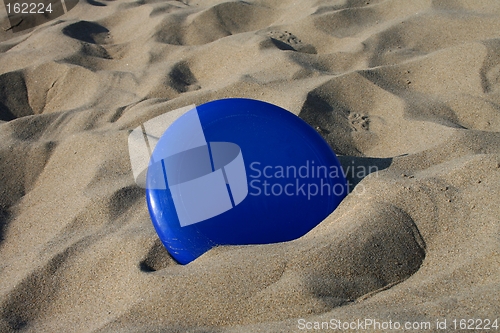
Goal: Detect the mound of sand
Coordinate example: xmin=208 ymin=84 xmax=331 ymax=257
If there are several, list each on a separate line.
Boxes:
xmin=0 ymin=0 xmax=499 ymax=332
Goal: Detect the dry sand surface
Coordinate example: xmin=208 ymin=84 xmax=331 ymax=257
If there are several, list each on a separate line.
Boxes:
xmin=0 ymin=0 xmax=499 ymax=332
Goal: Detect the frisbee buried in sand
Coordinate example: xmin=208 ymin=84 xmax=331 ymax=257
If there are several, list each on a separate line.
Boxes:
xmin=133 ymin=98 xmax=347 ymax=264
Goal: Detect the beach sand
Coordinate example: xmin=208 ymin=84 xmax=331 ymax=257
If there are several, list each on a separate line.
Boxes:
xmin=0 ymin=0 xmax=499 ymax=332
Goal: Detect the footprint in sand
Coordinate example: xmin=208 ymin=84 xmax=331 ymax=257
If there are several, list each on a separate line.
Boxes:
xmin=266 ymin=30 xmax=317 ymax=54
xmin=349 ymin=113 xmax=370 ymax=131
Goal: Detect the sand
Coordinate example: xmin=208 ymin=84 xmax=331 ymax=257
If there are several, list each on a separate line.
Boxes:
xmin=0 ymin=0 xmax=499 ymax=332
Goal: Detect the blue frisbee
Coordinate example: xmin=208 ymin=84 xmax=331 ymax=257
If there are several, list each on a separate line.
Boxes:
xmin=144 ymin=98 xmax=347 ymax=264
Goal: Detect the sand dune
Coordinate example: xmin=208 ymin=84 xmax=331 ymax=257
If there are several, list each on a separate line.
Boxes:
xmin=0 ymin=0 xmax=499 ymax=332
